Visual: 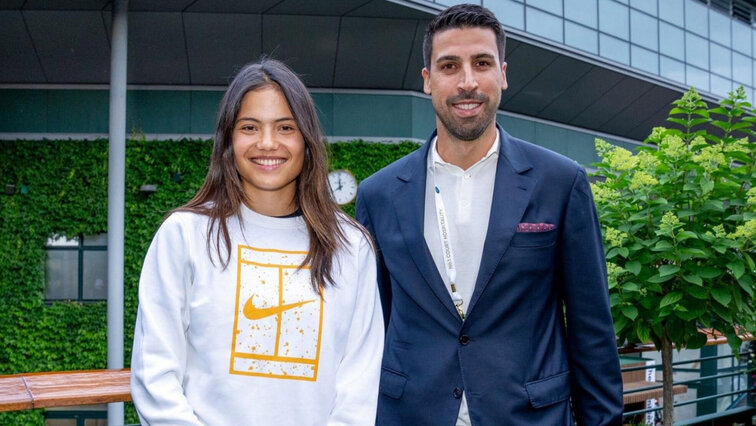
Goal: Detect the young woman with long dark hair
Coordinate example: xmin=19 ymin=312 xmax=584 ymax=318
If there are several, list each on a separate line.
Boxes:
xmin=130 ymin=59 xmax=383 ymax=425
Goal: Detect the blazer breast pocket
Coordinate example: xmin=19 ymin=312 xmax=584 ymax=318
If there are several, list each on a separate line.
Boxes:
xmin=510 ymin=228 xmax=558 ymax=248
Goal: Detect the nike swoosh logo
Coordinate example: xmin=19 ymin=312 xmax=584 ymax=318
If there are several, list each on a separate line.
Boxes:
xmin=243 ymin=295 xmax=315 ymax=320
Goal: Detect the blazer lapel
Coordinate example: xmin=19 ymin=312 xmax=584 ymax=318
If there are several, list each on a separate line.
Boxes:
xmin=467 ymin=127 xmax=535 ymax=315
xmin=393 ymin=132 xmax=464 ymax=322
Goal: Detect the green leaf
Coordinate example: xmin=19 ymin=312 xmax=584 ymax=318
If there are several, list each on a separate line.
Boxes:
xmin=648 ymin=273 xmax=676 ymax=283
xmin=699 ymin=267 xmax=721 ymax=279
xmin=659 ymin=291 xmax=683 ymax=308
xmin=613 ymin=315 xmax=629 ymax=334
xmin=679 ymin=248 xmax=709 ymax=258
xmin=606 ymin=247 xmax=619 ymax=259
xmin=711 ymin=303 xmax=732 ymax=323
xmin=711 ymin=287 xmax=732 ymax=306
xmin=726 ymin=261 xmax=745 ymax=279
xmin=682 ymin=274 xmax=703 ymax=286
xmin=625 ymin=261 xmax=641 ymax=276
xmin=622 ymin=282 xmax=640 ymax=292
xmin=736 ymin=275 xmax=754 ymax=297
xmin=676 ymin=231 xmax=698 ymax=241
xmin=700 ymin=178 xmax=714 ymax=194
xmin=686 ymin=332 xmax=708 ymax=349
xmin=653 ymin=240 xmax=674 ymax=251
xmin=618 ymin=247 xmax=629 ymax=258
xmin=621 ymin=305 xmax=639 ymax=320
xmin=659 ymin=264 xmax=680 ymax=277
xmin=744 ymin=253 xmax=755 ymax=272
xmin=635 ymin=321 xmax=650 ymax=343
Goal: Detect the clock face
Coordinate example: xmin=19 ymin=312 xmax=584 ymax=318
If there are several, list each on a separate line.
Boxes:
xmin=328 ymin=169 xmax=358 ymax=205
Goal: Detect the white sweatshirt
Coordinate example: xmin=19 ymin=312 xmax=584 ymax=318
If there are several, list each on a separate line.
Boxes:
xmin=131 ymin=205 xmax=384 ymax=426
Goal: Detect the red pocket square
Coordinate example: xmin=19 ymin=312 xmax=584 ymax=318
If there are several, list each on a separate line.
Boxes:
xmin=517 ymin=223 xmax=555 ymax=232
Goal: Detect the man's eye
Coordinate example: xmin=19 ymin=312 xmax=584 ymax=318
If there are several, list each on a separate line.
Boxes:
xmin=476 ymin=61 xmax=491 ymax=67
xmin=441 ymin=63 xmax=456 ymax=70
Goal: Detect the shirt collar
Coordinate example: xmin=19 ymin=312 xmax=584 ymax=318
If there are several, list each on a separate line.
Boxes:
xmin=428 ymin=130 xmax=500 ymax=171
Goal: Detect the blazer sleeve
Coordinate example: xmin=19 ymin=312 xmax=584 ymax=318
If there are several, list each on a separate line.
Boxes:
xmin=355 ymin=187 xmax=392 ymax=327
xmin=130 ymin=214 xmax=203 ymax=426
xmin=558 ymin=168 xmax=623 ymax=426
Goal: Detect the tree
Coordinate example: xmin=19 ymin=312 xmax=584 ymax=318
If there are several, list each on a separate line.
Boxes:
xmin=592 ymin=87 xmax=756 ymax=425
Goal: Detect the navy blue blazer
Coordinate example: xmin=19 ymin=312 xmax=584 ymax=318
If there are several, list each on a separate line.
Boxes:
xmin=356 ymin=126 xmax=623 ymax=426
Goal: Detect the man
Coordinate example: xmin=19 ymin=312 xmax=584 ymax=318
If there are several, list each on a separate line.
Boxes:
xmin=355 ymin=4 xmax=623 ymax=425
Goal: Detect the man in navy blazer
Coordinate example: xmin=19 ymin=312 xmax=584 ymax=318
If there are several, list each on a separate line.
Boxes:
xmin=355 ymin=4 xmax=623 ymax=425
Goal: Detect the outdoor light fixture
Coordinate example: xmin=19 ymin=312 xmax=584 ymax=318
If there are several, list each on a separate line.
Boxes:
xmin=5 ymin=184 xmax=15 ymax=195
xmin=139 ymin=184 xmax=158 ymax=194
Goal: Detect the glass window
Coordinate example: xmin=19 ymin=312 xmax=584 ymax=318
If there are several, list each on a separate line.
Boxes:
xmin=685 ymin=0 xmax=708 ymax=37
xmin=708 ymin=9 xmax=730 ymax=48
xmin=565 ymin=0 xmax=597 ymax=28
xmin=732 ymin=21 xmax=751 ymax=56
xmin=600 ymin=34 xmax=630 ymax=64
xmin=659 ymin=22 xmax=684 ymax=60
xmin=660 ymin=56 xmax=685 ymax=82
xmin=44 ymin=233 xmax=107 ymax=301
xmin=565 ymin=21 xmax=598 ymax=54
xmin=685 ymin=32 xmax=708 ymax=70
xmin=630 ymin=9 xmax=657 ymax=50
xmin=630 ymin=0 xmax=656 ymax=16
xmin=631 ymin=45 xmax=658 ymax=74
xmin=658 ymin=0 xmax=683 ymax=26
xmin=599 ymin=1 xmax=629 ymax=39
xmin=710 ymin=75 xmax=731 ymax=98
xmin=686 ymin=64 xmax=709 ymax=92
xmin=710 ymin=42 xmax=731 ymax=78
xmin=487 ymin=0 xmax=525 ymax=30
xmin=526 ymin=0 xmax=561 ymax=16
xmin=733 ymin=53 xmax=752 ymax=86
xmin=526 ymin=7 xmax=564 ymax=43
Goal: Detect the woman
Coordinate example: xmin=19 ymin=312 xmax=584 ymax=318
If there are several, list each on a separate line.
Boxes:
xmin=130 ymin=59 xmax=383 ymax=425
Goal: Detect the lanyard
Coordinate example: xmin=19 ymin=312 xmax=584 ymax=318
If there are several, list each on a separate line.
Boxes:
xmin=432 ymin=169 xmax=465 ymax=320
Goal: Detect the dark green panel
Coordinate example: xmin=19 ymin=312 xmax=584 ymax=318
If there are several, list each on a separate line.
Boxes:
xmin=127 ymin=90 xmax=191 ymax=134
xmin=534 ymin=123 xmax=569 ymax=158
xmin=498 ymin=114 xmax=535 ymax=142
xmin=332 ymin=94 xmax=412 ymax=138
xmin=311 ymin=93 xmax=334 ymax=136
xmin=190 ymin=91 xmax=223 ymax=134
xmin=411 ymin=96 xmax=435 ymax=140
xmin=47 ymin=90 xmax=109 ymax=133
xmin=0 ymin=89 xmax=47 ymax=132
xmin=564 ymin=130 xmax=600 ymax=166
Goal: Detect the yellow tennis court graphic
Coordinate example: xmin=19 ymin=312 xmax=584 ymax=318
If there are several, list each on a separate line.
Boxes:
xmin=230 ymin=245 xmax=323 ymax=381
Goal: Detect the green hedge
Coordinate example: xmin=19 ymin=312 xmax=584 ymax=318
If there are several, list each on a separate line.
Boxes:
xmin=0 ymin=138 xmax=418 ymax=425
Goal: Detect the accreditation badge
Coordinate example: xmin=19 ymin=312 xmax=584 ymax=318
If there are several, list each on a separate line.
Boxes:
xmin=229 ymin=245 xmax=323 ymax=381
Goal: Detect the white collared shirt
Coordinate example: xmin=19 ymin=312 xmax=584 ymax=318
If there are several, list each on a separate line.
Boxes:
xmin=423 ymin=132 xmax=499 ymax=426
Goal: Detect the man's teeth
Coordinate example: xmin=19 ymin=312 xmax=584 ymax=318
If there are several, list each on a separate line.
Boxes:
xmin=253 ymin=158 xmax=285 ymax=166
xmin=456 ymin=103 xmax=480 ymax=110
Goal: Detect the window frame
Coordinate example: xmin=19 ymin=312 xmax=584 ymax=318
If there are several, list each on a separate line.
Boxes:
xmin=45 ymin=234 xmax=107 ymax=303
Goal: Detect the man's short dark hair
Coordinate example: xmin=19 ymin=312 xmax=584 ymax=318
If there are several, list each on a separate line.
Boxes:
xmin=423 ymin=4 xmax=506 ymax=70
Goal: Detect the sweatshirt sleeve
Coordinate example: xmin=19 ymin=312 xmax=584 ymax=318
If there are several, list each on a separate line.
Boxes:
xmin=130 ymin=214 xmax=203 ymax=425
xmin=327 ymin=234 xmax=385 ymax=426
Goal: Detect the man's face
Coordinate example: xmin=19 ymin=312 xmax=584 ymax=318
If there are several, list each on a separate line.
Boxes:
xmin=422 ymin=27 xmax=507 ymax=142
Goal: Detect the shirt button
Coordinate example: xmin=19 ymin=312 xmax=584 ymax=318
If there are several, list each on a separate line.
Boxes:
xmin=453 ymin=387 xmax=463 ymax=399
xmin=459 ymin=335 xmax=470 ymax=345
xmin=464 ymin=173 xmax=471 ymax=179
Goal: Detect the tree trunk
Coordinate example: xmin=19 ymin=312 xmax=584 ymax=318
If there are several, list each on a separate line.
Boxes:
xmin=661 ymin=328 xmax=674 ymax=426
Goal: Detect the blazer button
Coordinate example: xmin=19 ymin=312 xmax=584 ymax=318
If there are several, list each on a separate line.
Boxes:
xmin=453 ymin=387 xmax=463 ymax=399
xmin=459 ymin=335 xmax=470 ymax=345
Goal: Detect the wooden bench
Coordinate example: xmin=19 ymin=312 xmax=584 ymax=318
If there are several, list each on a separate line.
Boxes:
xmin=0 ymin=369 xmax=130 ymax=411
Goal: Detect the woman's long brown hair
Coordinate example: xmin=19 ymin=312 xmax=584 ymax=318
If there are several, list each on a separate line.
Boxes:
xmin=177 ymin=58 xmax=366 ymax=293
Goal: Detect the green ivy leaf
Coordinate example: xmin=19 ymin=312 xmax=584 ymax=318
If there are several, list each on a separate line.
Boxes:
xmin=621 ymin=305 xmax=639 ymax=320
xmin=682 ymin=274 xmax=703 ymax=286
xmin=699 ymin=267 xmax=722 ymax=279
xmin=686 ymin=332 xmax=708 ymax=349
xmin=625 ymin=261 xmax=641 ymax=276
xmin=711 ymin=287 xmax=732 ymax=306
xmin=659 ymin=264 xmax=680 ymax=277
xmin=726 ymin=261 xmax=745 ymax=279
xmin=659 ymin=291 xmax=683 ymax=308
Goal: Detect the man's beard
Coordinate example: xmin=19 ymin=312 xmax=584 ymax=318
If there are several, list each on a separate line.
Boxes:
xmin=434 ymin=90 xmax=498 ymax=141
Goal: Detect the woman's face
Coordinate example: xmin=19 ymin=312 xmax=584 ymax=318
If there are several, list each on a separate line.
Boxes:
xmin=232 ymin=86 xmax=305 ymax=209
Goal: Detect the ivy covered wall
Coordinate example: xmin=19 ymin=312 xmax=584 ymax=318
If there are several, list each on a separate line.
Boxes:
xmin=0 ymin=138 xmax=419 ymax=425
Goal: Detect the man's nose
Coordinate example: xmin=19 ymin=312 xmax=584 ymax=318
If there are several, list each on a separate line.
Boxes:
xmin=458 ymin=65 xmax=478 ymax=92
